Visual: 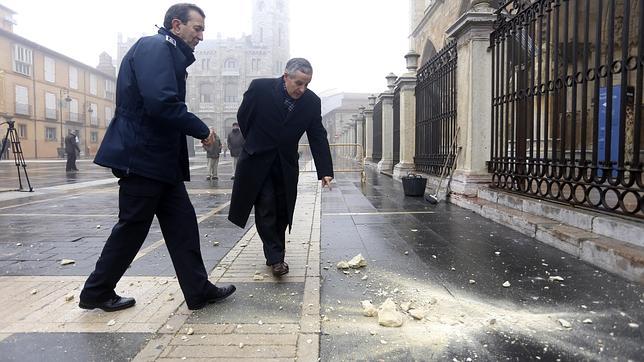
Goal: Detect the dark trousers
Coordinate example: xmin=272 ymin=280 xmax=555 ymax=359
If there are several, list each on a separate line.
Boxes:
xmin=80 ymin=174 xmax=210 ymax=306
xmin=66 ymin=152 xmax=77 ymax=171
xmin=255 ymin=158 xmax=288 ymax=265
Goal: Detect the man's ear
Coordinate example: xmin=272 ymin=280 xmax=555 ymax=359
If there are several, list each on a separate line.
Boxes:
xmin=171 ymin=18 xmax=182 ymax=32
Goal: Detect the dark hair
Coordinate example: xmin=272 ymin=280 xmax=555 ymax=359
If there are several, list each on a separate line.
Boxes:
xmin=232 ymin=122 xmax=239 ymax=127
xmin=163 ymin=3 xmax=205 ymax=29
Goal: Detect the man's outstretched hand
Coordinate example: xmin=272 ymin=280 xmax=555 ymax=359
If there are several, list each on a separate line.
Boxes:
xmin=321 ymin=176 xmax=333 ymax=190
xmin=201 ymin=131 xmax=215 ymax=146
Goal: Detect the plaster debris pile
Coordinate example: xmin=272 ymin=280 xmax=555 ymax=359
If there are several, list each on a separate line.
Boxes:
xmin=337 ymin=253 xmax=368 ymax=270
xmin=360 ymin=298 xmax=430 ymax=327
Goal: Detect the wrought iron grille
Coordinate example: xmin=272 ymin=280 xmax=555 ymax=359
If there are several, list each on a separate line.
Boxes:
xmin=490 ymin=0 xmax=643 ymax=219
xmin=415 ymin=40 xmax=458 ymax=175
xmin=372 ymin=100 xmax=383 ymax=162
xmin=393 ymin=86 xmax=401 ymax=166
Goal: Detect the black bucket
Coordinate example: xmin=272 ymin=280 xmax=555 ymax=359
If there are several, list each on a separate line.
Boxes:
xmin=401 ymin=174 xmax=427 ymax=196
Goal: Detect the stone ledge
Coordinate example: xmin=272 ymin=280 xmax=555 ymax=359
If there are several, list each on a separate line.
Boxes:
xmin=451 ymin=195 xmax=644 ymax=283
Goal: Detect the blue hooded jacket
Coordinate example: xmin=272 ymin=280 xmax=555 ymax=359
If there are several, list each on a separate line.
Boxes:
xmin=94 ymin=27 xmax=209 ymax=183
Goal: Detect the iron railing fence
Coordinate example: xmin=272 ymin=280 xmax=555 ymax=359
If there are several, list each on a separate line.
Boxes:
xmin=372 ymin=100 xmax=383 ymax=163
xmin=415 ymin=40 xmax=458 ymax=176
xmin=490 ymin=0 xmax=643 ymax=218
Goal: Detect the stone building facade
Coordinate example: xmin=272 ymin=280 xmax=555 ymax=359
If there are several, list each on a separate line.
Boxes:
xmin=0 ymin=4 xmax=115 ymax=159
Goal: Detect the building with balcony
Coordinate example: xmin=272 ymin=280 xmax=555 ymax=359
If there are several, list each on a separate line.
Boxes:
xmin=0 ymin=4 xmax=115 ymax=159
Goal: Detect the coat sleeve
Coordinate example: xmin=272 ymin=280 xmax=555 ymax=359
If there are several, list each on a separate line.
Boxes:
xmin=306 ymin=99 xmax=334 ymax=179
xmin=132 ymin=39 xmax=209 ymax=140
xmin=237 ymin=80 xmax=257 ymax=138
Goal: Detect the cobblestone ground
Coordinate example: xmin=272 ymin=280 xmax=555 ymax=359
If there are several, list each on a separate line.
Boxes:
xmin=0 ymin=158 xmax=642 ymax=361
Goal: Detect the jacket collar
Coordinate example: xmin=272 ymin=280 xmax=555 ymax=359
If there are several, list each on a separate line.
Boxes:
xmin=158 ymin=27 xmax=196 ymax=66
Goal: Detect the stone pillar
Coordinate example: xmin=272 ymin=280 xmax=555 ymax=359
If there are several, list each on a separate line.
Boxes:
xmin=364 ymin=95 xmax=376 ymax=162
xmin=356 ymin=107 xmax=365 ymax=159
xmin=377 ymin=73 xmax=397 ymax=174
xmin=445 ymin=4 xmax=496 ymax=195
xmin=393 ymin=50 xmax=420 ymax=180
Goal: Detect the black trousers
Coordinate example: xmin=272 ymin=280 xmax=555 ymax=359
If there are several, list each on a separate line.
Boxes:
xmin=80 ymin=174 xmax=210 ymax=306
xmin=255 ymin=158 xmax=288 ymax=265
xmin=66 ymin=152 xmax=77 ymax=171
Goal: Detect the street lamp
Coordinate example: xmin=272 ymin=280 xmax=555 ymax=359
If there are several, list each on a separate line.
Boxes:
xmin=58 ymin=89 xmax=71 ymax=157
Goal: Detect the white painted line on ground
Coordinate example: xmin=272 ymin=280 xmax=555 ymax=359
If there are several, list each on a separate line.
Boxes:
xmin=323 ymin=211 xmax=436 ymax=216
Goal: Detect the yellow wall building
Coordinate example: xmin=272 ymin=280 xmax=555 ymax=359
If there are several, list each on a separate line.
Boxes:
xmin=0 ymin=4 xmax=115 ymax=159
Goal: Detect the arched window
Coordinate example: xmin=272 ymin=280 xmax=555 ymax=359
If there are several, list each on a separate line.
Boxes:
xmin=224 ymin=58 xmax=238 ymax=70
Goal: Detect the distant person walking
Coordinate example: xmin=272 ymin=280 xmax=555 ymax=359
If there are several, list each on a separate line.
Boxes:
xmin=65 ymin=130 xmax=80 ymax=172
xmin=226 ymin=122 xmax=244 ymax=180
xmin=203 ymin=127 xmax=222 ymax=180
xmin=78 ymin=3 xmax=235 ymax=312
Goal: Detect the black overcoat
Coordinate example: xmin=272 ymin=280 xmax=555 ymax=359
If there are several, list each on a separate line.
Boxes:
xmin=228 ymin=77 xmax=333 ymax=228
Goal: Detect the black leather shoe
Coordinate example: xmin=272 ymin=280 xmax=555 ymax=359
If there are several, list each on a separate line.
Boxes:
xmin=188 ymin=284 xmax=236 ymax=310
xmin=271 ymin=262 xmax=289 ymax=277
xmin=78 ymin=295 xmax=136 ymax=312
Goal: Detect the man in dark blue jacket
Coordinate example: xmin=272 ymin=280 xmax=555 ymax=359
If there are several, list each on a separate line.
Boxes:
xmin=79 ymin=3 xmax=235 ymax=312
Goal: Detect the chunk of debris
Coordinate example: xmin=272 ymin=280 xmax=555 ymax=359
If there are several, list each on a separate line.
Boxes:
xmin=378 ymin=298 xmax=404 ymax=327
xmin=96 ymin=225 xmax=101 ymax=229
xmin=558 ymin=319 xmax=572 ymax=329
xmin=502 ymin=281 xmax=511 ymax=288
xmin=468 ymin=279 xmax=476 ymax=284
xmin=60 ymin=259 xmax=75 ymax=266
xmin=400 ymin=301 xmax=411 ymax=312
xmin=107 ymin=319 xmax=116 ymax=326
xmin=361 ymin=300 xmax=378 ymax=317
xmin=628 ymin=323 xmax=639 ymax=328
xmin=239 ymin=343 xmax=244 ymax=349
xmin=404 ymin=251 xmax=409 ymax=255
xmin=380 ymin=339 xmax=388 ymax=344
xmin=582 ymin=319 xmax=593 ymax=324
xmin=212 ymin=241 xmax=220 ymax=246
xmin=64 ymin=294 xmax=74 ymax=302
xmin=409 ymin=308 xmax=427 ymax=320
xmin=253 ymin=274 xmax=264 ymax=281
xmin=336 ymin=260 xmax=350 ymax=269
xmin=348 ymin=254 xmax=367 ymax=269
xmin=159 ymin=279 xmax=168 ymax=285
xmin=30 ymin=289 xmax=38 ymax=295
xmin=494 ymin=251 xmax=501 ymax=256
xmin=548 ymin=276 xmax=565 ymax=282
xmin=16 ymin=243 xmax=22 ymax=246
xmin=187 ymin=327 xmax=194 ymax=335
xmin=361 ymin=275 xmax=368 ymax=281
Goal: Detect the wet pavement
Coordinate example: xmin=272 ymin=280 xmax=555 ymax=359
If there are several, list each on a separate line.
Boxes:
xmin=0 ymin=158 xmax=642 ymax=361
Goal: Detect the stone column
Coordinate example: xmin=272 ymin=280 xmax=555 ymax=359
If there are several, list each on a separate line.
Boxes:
xmin=377 ymin=73 xmax=397 ymax=174
xmin=356 ymin=107 xmax=365 ymax=159
xmin=364 ymin=95 xmax=376 ymax=162
xmin=393 ymin=50 xmax=420 ymax=180
xmin=445 ymin=4 xmax=496 ymax=195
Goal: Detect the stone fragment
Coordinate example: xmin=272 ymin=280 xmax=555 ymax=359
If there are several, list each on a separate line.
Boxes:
xmin=400 ymin=302 xmax=411 ymax=312
xmin=16 ymin=243 xmax=22 ymax=246
xmin=582 ymin=319 xmax=593 ymax=324
xmin=253 ymin=274 xmax=264 ymax=281
xmin=336 ymin=261 xmax=350 ymax=269
xmin=30 ymin=289 xmax=38 ymax=295
xmin=64 ymin=294 xmax=74 ymax=302
xmin=369 ymin=330 xmax=377 ymax=335
xmin=409 ymin=308 xmax=427 ymax=320
xmin=361 ymin=275 xmax=368 ymax=280
xmin=469 ymin=279 xmax=476 ymax=284
xmin=212 ymin=241 xmax=220 ymax=246
xmin=107 ymin=319 xmax=116 ymax=326
xmin=628 ymin=323 xmax=639 ymax=328
xmin=548 ymin=276 xmax=564 ymax=282
xmin=558 ymin=319 xmax=572 ymax=328
xmin=348 ymin=254 xmax=367 ymax=269
xmin=239 ymin=343 xmax=244 ymax=349
xmin=361 ymin=300 xmax=378 ymax=317
xmin=404 ymin=251 xmax=409 ymax=255
xmin=187 ymin=327 xmax=194 ymax=335
xmin=306 ymin=339 xmax=312 ymax=344
xmin=377 ymin=298 xmax=404 ymax=327
xmin=159 ymin=279 xmax=168 ymax=285
xmin=494 ymin=251 xmax=501 ymax=256
xmin=380 ymin=339 xmax=387 ymax=344
xmin=60 ymin=259 xmax=75 ymax=265
xmin=96 ymin=225 xmax=101 ymax=229
xmin=502 ymin=281 xmax=511 ymax=288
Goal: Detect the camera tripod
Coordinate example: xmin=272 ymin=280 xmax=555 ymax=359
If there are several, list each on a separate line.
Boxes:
xmin=0 ymin=120 xmax=33 ymax=192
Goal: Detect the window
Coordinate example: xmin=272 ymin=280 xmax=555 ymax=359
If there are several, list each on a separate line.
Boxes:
xmin=90 ymin=102 xmax=98 ymax=125
xmin=224 ymin=58 xmax=237 ymax=69
xmin=18 ymin=124 xmax=27 ymax=139
xmin=45 ymin=92 xmax=57 ymax=119
xmin=105 ymin=79 xmax=115 ymax=100
xmin=45 ymin=127 xmax=57 ymax=141
xmin=104 ymin=106 xmax=113 ymax=127
xmin=224 ymin=83 xmax=237 ymax=103
xmin=69 ymin=98 xmax=79 ymax=122
xmin=199 ymin=83 xmax=214 ymax=103
xmin=44 ymin=57 xmax=56 ymax=82
xmin=89 ymin=74 xmax=97 ymax=95
xmin=14 ymin=85 xmax=29 ymax=115
xmin=90 ymin=131 xmax=98 ymax=143
xmin=252 ymin=58 xmax=261 ymax=72
xmin=69 ymin=66 xmax=78 ymax=89
xmin=201 ymin=58 xmax=210 ymax=71
xmin=12 ymin=44 xmax=32 ymax=76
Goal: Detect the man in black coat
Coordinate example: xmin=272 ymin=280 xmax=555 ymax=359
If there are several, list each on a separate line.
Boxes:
xmin=78 ymin=3 xmax=235 ymax=312
xmin=228 ymin=58 xmax=333 ymax=276
xmin=64 ymin=130 xmax=80 ymax=172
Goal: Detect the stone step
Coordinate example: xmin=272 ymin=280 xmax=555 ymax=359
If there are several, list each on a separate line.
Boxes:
xmin=477 ymin=187 xmax=643 ymax=247
xmin=450 ymin=193 xmax=644 ymax=284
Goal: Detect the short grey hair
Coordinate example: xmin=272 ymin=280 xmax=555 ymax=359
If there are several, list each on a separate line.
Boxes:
xmin=284 ymin=58 xmax=313 ymax=76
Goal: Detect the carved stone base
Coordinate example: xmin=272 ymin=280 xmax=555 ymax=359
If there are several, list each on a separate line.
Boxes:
xmin=377 ymin=159 xmax=394 ymax=174
xmin=392 ymin=162 xmax=416 ymax=181
xmin=448 ymin=170 xmax=492 ymax=196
